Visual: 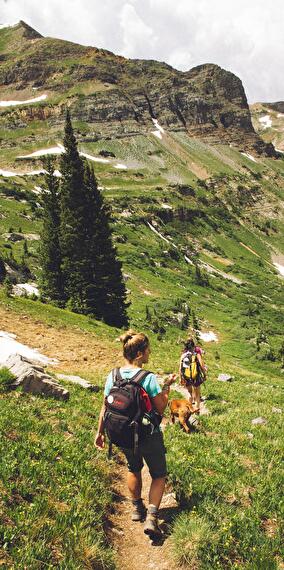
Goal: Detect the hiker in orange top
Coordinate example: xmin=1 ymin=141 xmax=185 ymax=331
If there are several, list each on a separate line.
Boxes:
xmin=95 ymin=330 xmax=176 ymax=540
xmin=179 ymin=338 xmax=207 ymax=412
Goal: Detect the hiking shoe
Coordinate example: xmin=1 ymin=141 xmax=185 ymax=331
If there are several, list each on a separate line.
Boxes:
xmin=131 ymin=500 xmax=146 ymax=522
xmin=144 ymin=514 xmax=162 ymax=539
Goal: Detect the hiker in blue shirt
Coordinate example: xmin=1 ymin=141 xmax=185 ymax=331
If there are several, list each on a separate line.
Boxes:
xmin=95 ymin=330 xmax=176 ymax=539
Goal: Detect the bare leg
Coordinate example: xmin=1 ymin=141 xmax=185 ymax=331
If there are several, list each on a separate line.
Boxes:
xmin=127 ymin=471 xmax=142 ymax=500
xmin=148 ymin=477 xmax=166 ymax=508
xmin=193 ymin=386 xmax=201 ymax=411
xmin=187 ymin=384 xmax=193 ymax=403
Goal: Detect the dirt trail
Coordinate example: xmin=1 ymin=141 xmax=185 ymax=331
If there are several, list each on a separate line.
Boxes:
xmin=0 ymin=306 xmax=208 ymax=568
xmin=108 ymin=438 xmax=179 ymax=570
xmin=0 ymin=306 xmax=121 ymax=374
xmin=109 ymin=394 xmax=209 ymax=570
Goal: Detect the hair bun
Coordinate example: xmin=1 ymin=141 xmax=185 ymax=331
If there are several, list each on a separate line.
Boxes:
xmin=120 ymin=329 xmax=136 ymax=345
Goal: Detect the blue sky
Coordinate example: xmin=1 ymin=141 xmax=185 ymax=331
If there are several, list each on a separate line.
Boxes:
xmin=1 ymin=0 xmax=283 ymax=102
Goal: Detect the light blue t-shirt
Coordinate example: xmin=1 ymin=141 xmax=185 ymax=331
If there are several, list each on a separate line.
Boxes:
xmin=104 ymin=367 xmax=161 ymax=398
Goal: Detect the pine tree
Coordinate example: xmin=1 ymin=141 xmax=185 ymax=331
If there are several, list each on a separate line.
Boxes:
xmin=39 ymin=157 xmax=63 ymax=304
xmin=83 ymin=164 xmax=129 ymax=327
xmin=59 ymin=110 xmax=89 ymax=312
xmin=0 ymin=254 xmax=6 ymax=283
xmin=59 ymin=112 xmax=129 ymax=326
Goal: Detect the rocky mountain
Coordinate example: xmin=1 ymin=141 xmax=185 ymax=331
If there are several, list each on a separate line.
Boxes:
xmin=0 ymin=21 xmax=275 ymax=156
xmin=266 ymin=101 xmax=284 ymax=114
xmin=250 ymin=101 xmax=284 ymax=152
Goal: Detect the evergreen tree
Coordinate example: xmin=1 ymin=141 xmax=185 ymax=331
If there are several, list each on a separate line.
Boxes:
xmin=39 ymin=157 xmax=63 ymax=304
xmin=59 ymin=112 xmax=129 ymax=326
xmin=83 ymin=164 xmax=129 ymax=327
xmin=23 ymin=240 xmax=28 ymax=258
xmin=59 ymin=110 xmax=89 ymax=312
xmin=0 ymin=254 xmax=6 ymax=284
xmin=3 ymin=276 xmax=12 ymax=297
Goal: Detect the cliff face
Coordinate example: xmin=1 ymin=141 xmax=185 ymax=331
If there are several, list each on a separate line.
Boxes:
xmin=0 ymin=22 xmax=275 ymax=155
xmin=266 ymin=102 xmax=284 ymax=114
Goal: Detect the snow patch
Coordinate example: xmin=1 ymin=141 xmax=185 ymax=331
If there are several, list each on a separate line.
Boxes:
xmin=275 ymin=148 xmax=284 ymax=154
xmin=80 ymin=152 xmax=110 ymax=164
xmin=259 ymin=115 xmax=272 ymax=129
xmin=33 ymin=186 xmax=42 ymax=194
xmin=152 ymin=130 xmax=162 ymax=140
xmin=18 ymin=144 xmax=64 ymax=159
xmin=0 ymin=94 xmax=47 ymax=107
xmin=152 ymin=118 xmax=165 ymax=134
xmin=273 ymin=263 xmax=284 ymax=276
xmin=0 ymin=168 xmax=17 ymax=177
xmin=241 ymin=152 xmax=257 ymax=162
xmin=114 ymin=163 xmax=127 ymax=169
xmin=147 ymin=222 xmax=171 ymax=244
xmin=184 ymin=255 xmax=194 ymax=265
xmin=26 ymin=169 xmax=46 ymax=176
xmin=199 ymin=331 xmax=218 ymax=342
xmin=0 ymin=330 xmax=55 ymax=366
xmin=151 ymin=118 xmax=165 ymax=139
xmin=0 ymin=22 xmax=19 ymax=30
xmin=13 ymin=283 xmax=39 ymax=297
xmin=161 ymin=203 xmax=173 ymax=210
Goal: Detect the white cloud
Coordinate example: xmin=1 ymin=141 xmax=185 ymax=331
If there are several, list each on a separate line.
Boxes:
xmin=0 ymin=0 xmax=283 ymax=102
xmin=119 ymin=3 xmax=158 ymax=57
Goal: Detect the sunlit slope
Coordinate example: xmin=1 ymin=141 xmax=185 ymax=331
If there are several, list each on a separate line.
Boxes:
xmin=251 ymin=102 xmax=284 ymax=152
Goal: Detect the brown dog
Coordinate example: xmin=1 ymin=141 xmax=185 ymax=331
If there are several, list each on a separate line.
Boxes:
xmin=169 ymin=399 xmax=197 ymax=433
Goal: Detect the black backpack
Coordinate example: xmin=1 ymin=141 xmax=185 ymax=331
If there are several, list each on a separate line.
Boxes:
xmin=104 ymin=368 xmax=154 ymax=454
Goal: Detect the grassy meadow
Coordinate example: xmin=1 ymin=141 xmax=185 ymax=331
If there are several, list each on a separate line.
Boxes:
xmin=0 ymin=111 xmax=284 ymax=568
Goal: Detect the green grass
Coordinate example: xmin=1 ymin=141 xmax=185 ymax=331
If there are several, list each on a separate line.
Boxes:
xmin=166 ymin=371 xmax=283 ymax=569
xmin=0 ymin=385 xmax=116 ymax=569
xmin=0 ymin=118 xmax=284 ymax=568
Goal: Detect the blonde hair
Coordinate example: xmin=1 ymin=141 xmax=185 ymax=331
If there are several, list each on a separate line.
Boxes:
xmin=120 ymin=329 xmax=149 ymax=362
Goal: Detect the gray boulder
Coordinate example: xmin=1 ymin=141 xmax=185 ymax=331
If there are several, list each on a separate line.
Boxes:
xmin=218 ymin=373 xmax=233 ymax=382
xmin=272 ymin=407 xmax=282 ymax=414
xmin=56 ymin=374 xmax=99 ymax=392
xmin=251 ymin=417 xmax=267 ymax=425
xmin=3 ymin=232 xmax=25 ymax=243
xmin=3 ymin=354 xmax=69 ymax=401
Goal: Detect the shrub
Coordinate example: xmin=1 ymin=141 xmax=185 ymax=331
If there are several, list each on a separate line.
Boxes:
xmin=0 ymin=368 xmax=15 ymax=392
xmin=171 ymin=513 xmax=214 ymax=569
xmin=3 ymin=276 xmax=13 ymax=297
xmin=0 ymin=256 xmax=6 ymax=283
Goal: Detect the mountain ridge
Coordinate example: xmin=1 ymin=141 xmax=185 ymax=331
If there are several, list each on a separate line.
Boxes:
xmin=0 ymin=21 xmax=275 ymax=156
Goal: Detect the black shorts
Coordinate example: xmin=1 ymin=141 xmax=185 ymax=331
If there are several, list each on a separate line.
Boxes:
xmin=121 ymin=430 xmax=167 ymax=479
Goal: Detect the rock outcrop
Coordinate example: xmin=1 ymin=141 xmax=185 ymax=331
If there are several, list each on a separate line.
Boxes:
xmin=56 ymin=373 xmax=99 ymax=391
xmin=0 ymin=21 xmax=275 ymax=156
xmin=4 ymin=354 xmax=69 ymax=400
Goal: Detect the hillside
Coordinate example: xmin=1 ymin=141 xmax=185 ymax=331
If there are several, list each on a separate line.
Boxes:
xmin=0 ymin=21 xmax=284 ymax=570
xmin=1 ymin=21 xmax=284 ymax=373
xmin=0 ymin=21 xmax=276 ymax=156
xmin=251 ymin=101 xmax=284 ymax=152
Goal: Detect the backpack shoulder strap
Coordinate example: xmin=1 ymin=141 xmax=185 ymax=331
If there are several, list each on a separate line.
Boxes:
xmin=129 ymin=369 xmax=151 ymax=385
xmin=112 ymin=367 xmax=123 ymax=385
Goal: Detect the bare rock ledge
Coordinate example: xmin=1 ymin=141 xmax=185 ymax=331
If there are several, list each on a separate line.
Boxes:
xmin=4 ymin=354 xmax=69 ymax=400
